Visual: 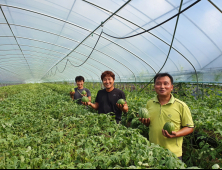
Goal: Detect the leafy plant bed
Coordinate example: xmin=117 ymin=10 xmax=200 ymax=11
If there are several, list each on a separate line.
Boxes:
xmin=0 ymin=82 xmax=221 ymax=169
xmin=0 ymin=83 xmax=185 ymax=169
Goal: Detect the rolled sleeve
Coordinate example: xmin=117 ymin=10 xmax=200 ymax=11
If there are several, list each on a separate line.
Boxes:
xmin=181 ymin=105 xmax=194 ymax=128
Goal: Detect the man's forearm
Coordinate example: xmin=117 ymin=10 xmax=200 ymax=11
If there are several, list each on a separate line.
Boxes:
xmin=175 ymin=127 xmax=194 ymax=137
xmin=89 ymin=102 xmax=99 ymax=110
xmin=70 ymin=93 xmax=74 ymax=100
xmin=121 ymin=105 xmax=128 ymax=113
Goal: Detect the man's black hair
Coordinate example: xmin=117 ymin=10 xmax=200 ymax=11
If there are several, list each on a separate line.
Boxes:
xmin=154 ymin=73 xmax=173 ymax=84
xmin=75 ymin=76 xmax=85 ymax=82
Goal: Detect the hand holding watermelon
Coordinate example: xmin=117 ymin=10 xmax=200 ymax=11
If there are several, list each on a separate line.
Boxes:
xmin=81 ymin=96 xmax=91 ymax=106
xmin=138 ymin=108 xmax=150 ymax=127
xmin=162 ymin=129 xmax=177 ymax=138
xmin=70 ymin=88 xmax=75 ymax=100
xmin=116 ymin=99 xmax=126 ymax=108
xmin=116 ymin=99 xmax=128 ymax=113
xmin=139 ymin=117 xmax=150 ymax=127
xmin=70 ymin=88 xmax=75 ymax=95
xmin=162 ymin=122 xmax=176 ymax=138
xmin=81 ymin=90 xmax=87 ymax=96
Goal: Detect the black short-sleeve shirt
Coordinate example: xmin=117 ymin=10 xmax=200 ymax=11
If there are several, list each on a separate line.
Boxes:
xmin=95 ymin=88 xmax=126 ymax=121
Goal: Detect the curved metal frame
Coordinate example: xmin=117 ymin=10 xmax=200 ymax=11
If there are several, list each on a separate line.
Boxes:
xmin=0 ymin=6 xmax=34 ymax=78
xmin=0 ymin=65 xmax=23 ymax=78
xmin=208 ymin=0 xmax=222 ymax=13
xmin=83 ymin=0 xmax=182 ymax=71
xmin=116 ymin=0 xmax=202 ymax=69
xmin=139 ymin=0 xmax=186 ymax=92
xmin=0 ymin=35 xmax=71 ymax=50
xmin=54 ymin=63 xmax=96 ymax=83
xmin=0 ymin=1 xmax=221 ymax=84
xmin=47 ymin=63 xmax=101 ymax=82
xmin=0 ymin=44 xmax=67 ymax=55
xmin=201 ymin=54 xmax=222 ymax=69
xmin=49 ymin=0 xmax=77 ymax=56
xmin=0 ymin=23 xmax=138 ymax=80
xmin=45 ymin=67 xmax=95 ymax=83
xmin=0 ymin=36 xmax=136 ymax=81
xmin=62 ymin=58 xmax=101 ymax=81
xmin=0 ymin=3 xmax=156 ymax=78
xmin=0 ymin=36 xmax=121 ymax=80
xmin=166 ymin=0 xmax=221 ymax=68
xmin=0 ymin=47 xmax=137 ymax=82
xmin=39 ymin=65 xmax=94 ymax=82
xmin=99 ymin=0 xmax=200 ymax=87
xmin=166 ymin=0 xmax=221 ymax=84
xmin=0 ymin=48 xmax=104 ymax=74
xmin=0 ymin=62 xmax=46 ymax=73
xmin=0 ymin=51 xmax=121 ymax=83
xmin=72 ymin=50 xmax=122 ymax=82
xmin=0 ymin=73 xmax=23 ymax=82
xmin=0 ymin=53 xmax=101 ymax=81
xmin=42 ymin=0 xmax=132 ymax=81
xmin=0 ymin=50 xmax=105 ymax=76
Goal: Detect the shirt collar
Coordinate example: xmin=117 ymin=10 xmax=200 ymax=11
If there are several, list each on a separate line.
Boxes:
xmin=153 ymin=94 xmax=175 ymax=104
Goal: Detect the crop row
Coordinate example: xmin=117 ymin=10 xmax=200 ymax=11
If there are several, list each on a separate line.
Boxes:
xmin=0 ymin=83 xmax=186 ymax=169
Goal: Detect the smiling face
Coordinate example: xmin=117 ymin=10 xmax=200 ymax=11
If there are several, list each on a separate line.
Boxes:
xmin=154 ymin=76 xmax=173 ymax=97
xmin=103 ymin=75 xmax=114 ymax=89
xmin=76 ymin=80 xmax=84 ymax=89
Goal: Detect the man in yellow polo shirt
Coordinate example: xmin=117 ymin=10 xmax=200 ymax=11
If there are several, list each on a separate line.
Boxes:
xmin=139 ymin=73 xmax=194 ymax=161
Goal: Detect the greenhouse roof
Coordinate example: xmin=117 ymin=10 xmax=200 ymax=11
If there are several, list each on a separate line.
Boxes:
xmin=0 ymin=0 xmax=222 ymax=84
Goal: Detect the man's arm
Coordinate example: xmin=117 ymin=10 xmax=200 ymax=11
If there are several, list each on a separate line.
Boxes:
xmin=81 ymin=92 xmax=91 ymax=102
xmin=82 ymin=101 xmax=99 ymax=110
xmin=116 ymin=102 xmax=128 ymax=113
xmin=162 ymin=126 xmax=194 ymax=138
xmin=163 ymin=102 xmax=195 ymax=138
xmin=70 ymin=91 xmax=75 ymax=100
xmin=116 ymin=91 xmax=128 ymax=113
xmin=139 ymin=118 xmax=150 ymax=127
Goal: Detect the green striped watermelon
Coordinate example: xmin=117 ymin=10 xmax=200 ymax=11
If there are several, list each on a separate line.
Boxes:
xmin=82 ymin=90 xmax=87 ymax=95
xmin=81 ymin=96 xmax=89 ymax=102
xmin=163 ymin=122 xmax=175 ymax=134
xmin=117 ymin=99 xmax=125 ymax=105
xmin=138 ymin=108 xmax=149 ymax=119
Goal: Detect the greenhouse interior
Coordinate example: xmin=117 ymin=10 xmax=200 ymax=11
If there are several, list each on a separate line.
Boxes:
xmin=0 ymin=0 xmax=222 ymax=169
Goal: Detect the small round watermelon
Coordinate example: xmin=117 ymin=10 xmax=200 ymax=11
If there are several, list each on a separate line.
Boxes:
xmin=163 ymin=122 xmax=175 ymax=134
xmin=138 ymin=108 xmax=149 ymax=119
xmin=70 ymin=88 xmax=74 ymax=92
xmin=81 ymin=90 xmax=87 ymax=95
xmin=117 ymin=99 xmax=125 ymax=105
xmin=81 ymin=96 xmax=89 ymax=102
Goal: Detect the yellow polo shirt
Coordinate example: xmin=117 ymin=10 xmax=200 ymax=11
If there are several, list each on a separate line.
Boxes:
xmin=146 ymin=94 xmax=194 ymax=157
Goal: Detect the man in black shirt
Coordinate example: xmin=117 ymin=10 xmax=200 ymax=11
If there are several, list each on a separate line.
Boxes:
xmin=82 ymin=71 xmax=128 ymax=123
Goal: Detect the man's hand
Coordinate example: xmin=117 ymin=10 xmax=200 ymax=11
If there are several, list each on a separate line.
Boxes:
xmin=82 ymin=101 xmax=91 ymax=106
xmin=139 ymin=118 xmax=150 ymax=127
xmin=162 ymin=129 xmax=177 ymax=138
xmin=82 ymin=102 xmax=99 ymax=110
xmin=162 ymin=127 xmax=194 ymax=138
xmin=70 ymin=91 xmax=75 ymax=95
xmin=116 ymin=102 xmax=126 ymax=109
xmin=116 ymin=102 xmax=128 ymax=112
xmin=70 ymin=91 xmax=75 ymax=100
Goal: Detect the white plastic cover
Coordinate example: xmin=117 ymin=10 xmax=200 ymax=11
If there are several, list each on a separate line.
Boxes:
xmin=0 ymin=0 xmax=222 ymax=84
